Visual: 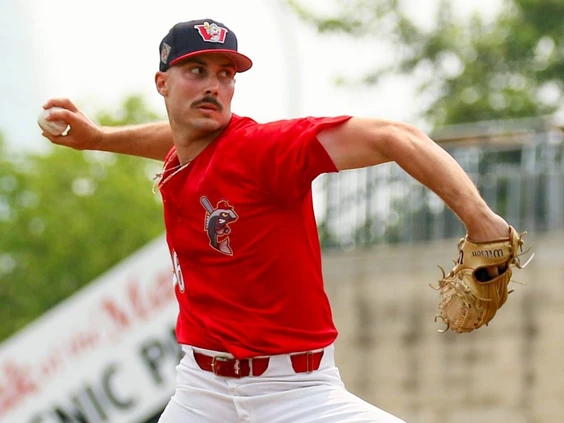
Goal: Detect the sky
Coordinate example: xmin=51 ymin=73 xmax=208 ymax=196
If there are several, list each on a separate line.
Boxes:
xmin=1 ymin=0 xmax=502 ymax=152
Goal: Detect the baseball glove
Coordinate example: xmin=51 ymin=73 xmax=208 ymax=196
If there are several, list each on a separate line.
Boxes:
xmin=430 ymin=226 xmax=533 ymax=333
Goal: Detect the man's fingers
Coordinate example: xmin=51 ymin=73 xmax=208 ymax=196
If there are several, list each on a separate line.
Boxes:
xmin=475 ymin=265 xmax=502 ymax=282
xmin=40 ymin=130 xmax=62 ymax=143
xmin=42 ymin=97 xmax=79 ymax=113
xmin=40 ymin=129 xmax=74 ymax=146
xmin=486 ymin=266 xmax=500 ymax=277
xmin=46 ymin=107 xmax=77 ymax=125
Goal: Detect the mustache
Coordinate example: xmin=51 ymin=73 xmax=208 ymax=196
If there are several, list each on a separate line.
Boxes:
xmin=191 ymin=96 xmax=223 ymax=111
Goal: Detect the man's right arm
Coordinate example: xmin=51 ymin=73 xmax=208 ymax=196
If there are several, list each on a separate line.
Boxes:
xmin=41 ymin=98 xmax=173 ymax=161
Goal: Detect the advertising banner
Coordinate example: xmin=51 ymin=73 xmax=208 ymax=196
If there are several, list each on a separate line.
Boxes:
xmin=0 ymin=236 xmax=180 ymax=423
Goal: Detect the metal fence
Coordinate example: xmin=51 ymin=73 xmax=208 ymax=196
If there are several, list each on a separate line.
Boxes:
xmin=315 ymin=118 xmax=564 ymax=250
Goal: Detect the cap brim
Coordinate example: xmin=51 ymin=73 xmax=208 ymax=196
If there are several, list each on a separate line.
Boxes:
xmin=169 ymin=49 xmax=253 ymax=73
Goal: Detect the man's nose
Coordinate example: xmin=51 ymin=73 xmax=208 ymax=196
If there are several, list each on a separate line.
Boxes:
xmin=204 ymin=76 xmax=220 ymax=96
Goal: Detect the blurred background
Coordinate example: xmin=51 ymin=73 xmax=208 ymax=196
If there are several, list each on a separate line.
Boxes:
xmin=1 ymin=0 xmax=563 ymax=422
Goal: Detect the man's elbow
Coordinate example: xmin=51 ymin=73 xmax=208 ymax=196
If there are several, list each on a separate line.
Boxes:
xmin=372 ymin=120 xmax=433 ymax=159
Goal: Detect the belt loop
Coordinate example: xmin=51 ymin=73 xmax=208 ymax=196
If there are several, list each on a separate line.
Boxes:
xmin=306 ymin=351 xmax=313 ymax=373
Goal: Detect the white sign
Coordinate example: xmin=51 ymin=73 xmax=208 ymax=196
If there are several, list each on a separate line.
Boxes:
xmin=0 ymin=235 xmax=180 ymax=423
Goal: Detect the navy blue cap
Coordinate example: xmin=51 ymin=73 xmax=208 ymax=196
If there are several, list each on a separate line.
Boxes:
xmin=159 ymin=19 xmax=253 ymax=73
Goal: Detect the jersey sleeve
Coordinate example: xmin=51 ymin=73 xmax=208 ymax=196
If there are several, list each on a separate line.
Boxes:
xmin=244 ymin=116 xmax=351 ymax=205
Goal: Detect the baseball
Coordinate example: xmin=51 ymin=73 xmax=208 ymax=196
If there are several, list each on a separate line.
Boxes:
xmin=38 ymin=107 xmax=69 ymax=136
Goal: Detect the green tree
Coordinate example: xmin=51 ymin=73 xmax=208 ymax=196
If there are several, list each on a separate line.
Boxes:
xmin=0 ymin=96 xmax=165 ymax=342
xmin=289 ymin=0 xmax=564 ymax=126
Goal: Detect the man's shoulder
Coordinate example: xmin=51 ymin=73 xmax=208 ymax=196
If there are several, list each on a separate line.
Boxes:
xmin=228 ymin=114 xmax=334 ymax=135
xmin=224 ymin=114 xmax=351 ymax=149
xmin=228 ymin=114 xmax=289 ymax=132
xmin=225 ymin=114 xmax=286 ymax=140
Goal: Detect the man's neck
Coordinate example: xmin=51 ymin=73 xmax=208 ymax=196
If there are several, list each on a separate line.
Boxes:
xmin=172 ymin=125 xmax=226 ymax=164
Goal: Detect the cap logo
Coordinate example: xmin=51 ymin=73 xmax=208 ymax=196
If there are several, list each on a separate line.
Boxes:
xmin=194 ymin=21 xmax=228 ymax=43
xmin=161 ymin=42 xmax=171 ymax=64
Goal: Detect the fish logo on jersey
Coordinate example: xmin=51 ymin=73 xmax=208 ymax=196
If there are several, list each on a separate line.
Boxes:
xmin=194 ymin=21 xmax=228 ymax=43
xmin=200 ymin=196 xmax=238 ymax=255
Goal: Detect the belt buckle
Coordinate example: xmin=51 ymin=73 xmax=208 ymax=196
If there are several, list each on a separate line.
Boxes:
xmin=211 ymin=355 xmax=240 ymax=376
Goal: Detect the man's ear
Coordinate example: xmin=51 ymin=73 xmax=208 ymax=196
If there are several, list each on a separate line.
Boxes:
xmin=155 ymin=71 xmax=168 ymax=96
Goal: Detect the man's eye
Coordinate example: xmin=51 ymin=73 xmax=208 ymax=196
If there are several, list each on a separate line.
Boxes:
xmin=190 ymin=67 xmax=203 ymax=75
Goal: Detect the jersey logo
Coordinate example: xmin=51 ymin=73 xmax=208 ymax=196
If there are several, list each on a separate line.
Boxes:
xmin=200 ymin=196 xmax=238 ymax=255
xmin=194 ymin=22 xmax=228 ymax=43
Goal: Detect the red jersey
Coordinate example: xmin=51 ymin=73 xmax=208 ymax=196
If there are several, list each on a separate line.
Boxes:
xmin=159 ymin=114 xmax=351 ymax=359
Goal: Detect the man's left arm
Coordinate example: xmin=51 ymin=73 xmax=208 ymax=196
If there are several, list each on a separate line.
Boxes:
xmin=317 ymin=117 xmax=509 ymax=242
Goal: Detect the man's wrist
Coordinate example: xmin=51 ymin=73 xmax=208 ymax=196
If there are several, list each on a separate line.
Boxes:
xmin=464 ymin=207 xmax=509 ymax=242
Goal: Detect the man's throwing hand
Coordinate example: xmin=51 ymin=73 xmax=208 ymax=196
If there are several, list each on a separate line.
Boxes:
xmin=39 ymin=98 xmax=102 ymax=151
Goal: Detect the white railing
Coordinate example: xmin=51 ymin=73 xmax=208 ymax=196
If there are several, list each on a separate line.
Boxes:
xmin=316 ymin=120 xmax=564 ymax=250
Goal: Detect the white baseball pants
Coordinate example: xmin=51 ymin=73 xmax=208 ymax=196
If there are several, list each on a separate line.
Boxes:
xmin=159 ymin=345 xmax=405 ymax=423
xmin=157 ymin=344 xmax=405 ymax=423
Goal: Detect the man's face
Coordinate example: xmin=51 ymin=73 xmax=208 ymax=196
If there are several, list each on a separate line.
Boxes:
xmin=156 ymin=53 xmax=236 ymax=135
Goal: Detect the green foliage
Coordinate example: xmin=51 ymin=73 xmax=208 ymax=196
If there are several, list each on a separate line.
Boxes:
xmin=96 ymin=95 xmax=161 ymax=127
xmin=0 ymin=96 xmax=165 ymax=342
xmin=288 ymin=0 xmax=564 ymax=126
